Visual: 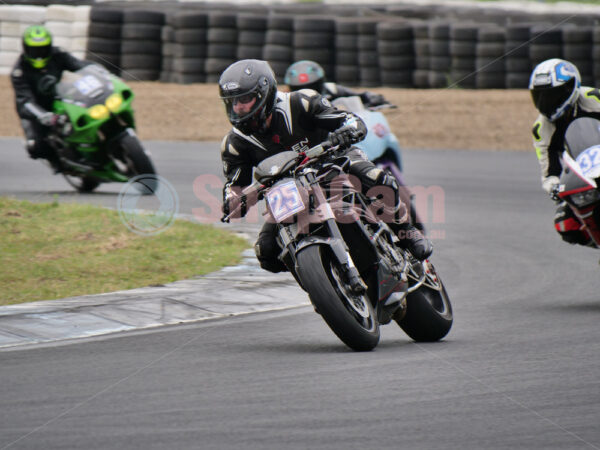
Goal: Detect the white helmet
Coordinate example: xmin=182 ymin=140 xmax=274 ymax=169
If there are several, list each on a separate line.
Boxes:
xmin=529 ymin=58 xmax=581 ymax=122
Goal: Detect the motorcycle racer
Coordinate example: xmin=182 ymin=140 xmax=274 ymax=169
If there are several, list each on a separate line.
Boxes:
xmin=219 ymin=59 xmax=432 ymax=272
xmin=284 ymin=60 xmax=386 ymax=108
xmin=530 ymin=58 xmax=600 ymax=246
xmin=10 ymin=25 xmax=91 ymax=172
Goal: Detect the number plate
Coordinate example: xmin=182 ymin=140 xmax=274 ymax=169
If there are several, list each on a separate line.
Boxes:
xmin=576 ymin=144 xmax=600 ymax=178
xmin=265 ymin=180 xmax=305 ymax=223
xmin=74 ymin=75 xmax=103 ymax=96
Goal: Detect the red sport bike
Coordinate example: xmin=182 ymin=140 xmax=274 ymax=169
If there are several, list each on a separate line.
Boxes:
xmin=557 ymin=117 xmax=600 ymax=247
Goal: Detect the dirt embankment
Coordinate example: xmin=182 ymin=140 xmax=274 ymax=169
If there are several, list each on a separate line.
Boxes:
xmin=0 ymin=76 xmax=536 ymax=151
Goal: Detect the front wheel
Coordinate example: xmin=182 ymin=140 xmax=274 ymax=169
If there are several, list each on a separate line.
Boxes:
xmin=63 ymin=174 xmax=101 ymax=193
xmin=396 ymin=262 xmax=453 ymax=342
xmin=296 ymin=245 xmax=380 ymax=351
xmin=115 ymin=132 xmax=157 ymax=192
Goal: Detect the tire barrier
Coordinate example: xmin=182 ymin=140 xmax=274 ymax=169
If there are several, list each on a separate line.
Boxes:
xmin=563 ymin=25 xmax=593 ymax=86
xmin=450 ymin=23 xmax=478 ymax=89
xmin=505 ymin=23 xmax=532 ymax=89
xmin=237 ymin=14 xmax=267 ymax=62
xmin=0 ymin=5 xmax=46 ymax=75
xmin=334 ymin=19 xmax=360 ymax=86
xmin=2 ymin=2 xmax=600 ymax=89
xmin=293 ymin=16 xmax=336 ymax=85
xmin=205 ymin=12 xmax=238 ymax=83
xmin=357 ymin=19 xmax=380 ymax=87
xmin=428 ymin=22 xmax=452 ymax=88
xmin=119 ymin=9 xmax=165 ymax=81
xmin=594 ymin=27 xmax=600 ymax=87
xmin=412 ymin=21 xmax=431 ymax=88
xmin=377 ymin=21 xmax=414 ymax=88
xmin=262 ymin=15 xmax=294 ymax=83
xmin=86 ymin=7 xmax=122 ymax=75
xmin=476 ymin=26 xmax=506 ymax=89
xmin=45 ymin=5 xmax=90 ymax=60
xmin=163 ymin=11 xmax=209 ymax=84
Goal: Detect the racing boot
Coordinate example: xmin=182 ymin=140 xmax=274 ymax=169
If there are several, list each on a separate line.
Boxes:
xmin=369 ymin=196 xmax=433 ymax=261
xmin=393 ymin=221 xmax=433 ymax=261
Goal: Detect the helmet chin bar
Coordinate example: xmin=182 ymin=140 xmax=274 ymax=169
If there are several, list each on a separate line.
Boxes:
xmin=236 ymin=105 xmax=270 ymax=135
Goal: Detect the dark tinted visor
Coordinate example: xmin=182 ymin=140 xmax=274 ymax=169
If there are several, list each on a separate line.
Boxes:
xmin=25 ymin=45 xmax=51 ymax=60
xmin=222 ymin=89 xmax=264 ymax=122
xmin=531 ymin=78 xmax=575 ymax=118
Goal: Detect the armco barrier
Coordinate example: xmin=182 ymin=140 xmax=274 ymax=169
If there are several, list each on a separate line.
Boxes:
xmin=1 ymin=2 xmax=600 ymax=88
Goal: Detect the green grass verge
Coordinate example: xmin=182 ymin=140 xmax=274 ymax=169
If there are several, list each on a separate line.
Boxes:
xmin=0 ymin=197 xmax=249 ymax=306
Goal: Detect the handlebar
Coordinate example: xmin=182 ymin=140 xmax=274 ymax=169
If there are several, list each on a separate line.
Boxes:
xmin=220 ymin=139 xmax=345 ymax=223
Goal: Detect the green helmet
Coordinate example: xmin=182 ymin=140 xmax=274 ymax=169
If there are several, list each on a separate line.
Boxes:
xmin=22 ymin=25 xmax=53 ymax=69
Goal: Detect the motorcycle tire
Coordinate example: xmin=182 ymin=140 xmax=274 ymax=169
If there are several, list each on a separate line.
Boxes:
xmin=396 ymin=267 xmax=453 ymax=342
xmin=296 ymin=245 xmax=380 ymax=351
xmin=117 ymin=133 xmax=158 ymax=193
xmin=63 ymin=174 xmax=101 ymax=193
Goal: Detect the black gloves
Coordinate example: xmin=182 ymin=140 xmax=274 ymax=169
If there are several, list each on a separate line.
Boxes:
xmin=38 ymin=111 xmax=59 ymax=127
xmin=328 ymin=125 xmax=364 ymax=149
xmin=222 ymin=190 xmax=247 ymax=221
xmin=362 ymin=91 xmax=386 ymax=107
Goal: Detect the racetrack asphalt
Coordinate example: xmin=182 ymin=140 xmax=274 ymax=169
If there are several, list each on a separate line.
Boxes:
xmin=1 ymin=139 xmax=599 ymax=449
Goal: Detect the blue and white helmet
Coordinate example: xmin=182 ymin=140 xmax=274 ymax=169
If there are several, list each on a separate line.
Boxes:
xmin=529 ymin=58 xmax=581 ymax=122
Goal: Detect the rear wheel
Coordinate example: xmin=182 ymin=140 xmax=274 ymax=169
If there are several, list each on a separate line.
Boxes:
xmin=396 ymin=261 xmax=453 ymax=342
xmin=296 ymin=245 xmax=380 ymax=351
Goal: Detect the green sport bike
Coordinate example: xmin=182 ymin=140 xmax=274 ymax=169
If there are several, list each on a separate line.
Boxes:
xmin=47 ymin=64 xmax=156 ymax=193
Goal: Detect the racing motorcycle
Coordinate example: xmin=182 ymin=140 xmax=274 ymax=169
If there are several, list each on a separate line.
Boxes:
xmin=46 ymin=64 xmax=156 ymax=192
xmin=557 ymin=117 xmax=600 ymax=247
xmin=331 ymin=96 xmax=424 ymax=231
xmin=223 ymin=139 xmax=453 ymax=351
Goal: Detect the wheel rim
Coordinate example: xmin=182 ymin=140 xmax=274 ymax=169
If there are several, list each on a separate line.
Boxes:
xmin=328 ymin=259 xmax=377 ymax=332
xmin=407 ymin=261 xmax=451 ymax=317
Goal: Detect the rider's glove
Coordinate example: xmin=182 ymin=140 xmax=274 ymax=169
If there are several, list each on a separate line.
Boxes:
xmin=328 ymin=125 xmax=362 ymax=150
xmin=362 ymin=91 xmax=386 ymax=107
xmin=549 ymin=184 xmax=561 ymax=202
xmin=222 ymin=189 xmax=247 ymax=219
xmin=38 ymin=112 xmax=59 ymax=127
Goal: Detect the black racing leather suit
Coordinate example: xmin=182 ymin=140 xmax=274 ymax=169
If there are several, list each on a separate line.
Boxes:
xmin=221 ymin=89 xmax=405 ymax=273
xmin=10 ymin=47 xmax=91 ymax=162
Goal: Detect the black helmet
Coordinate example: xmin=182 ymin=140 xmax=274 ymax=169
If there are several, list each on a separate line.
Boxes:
xmin=284 ymin=60 xmax=326 ymax=93
xmin=219 ymin=59 xmax=277 ymax=135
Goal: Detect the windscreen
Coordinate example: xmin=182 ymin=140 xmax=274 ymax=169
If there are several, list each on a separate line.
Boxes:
xmin=55 ymin=66 xmax=114 ymax=107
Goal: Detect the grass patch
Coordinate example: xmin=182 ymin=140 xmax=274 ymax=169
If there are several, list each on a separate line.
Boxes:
xmin=0 ymin=197 xmax=249 ymax=306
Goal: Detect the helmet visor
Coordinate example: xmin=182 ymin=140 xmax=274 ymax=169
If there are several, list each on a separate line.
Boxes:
xmin=25 ymin=44 xmax=51 ymax=60
xmin=531 ymin=77 xmax=576 ymax=118
xmin=221 ymin=88 xmax=266 ymax=123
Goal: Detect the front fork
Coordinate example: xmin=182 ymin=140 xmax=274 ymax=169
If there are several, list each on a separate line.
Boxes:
xmin=307 ymin=172 xmax=367 ymax=293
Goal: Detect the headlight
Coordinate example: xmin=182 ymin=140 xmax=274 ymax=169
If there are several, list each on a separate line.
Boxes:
xmin=105 ymin=93 xmax=123 ymax=112
xmin=88 ymin=104 xmax=109 ymax=120
xmin=569 ymin=189 xmax=600 ymax=207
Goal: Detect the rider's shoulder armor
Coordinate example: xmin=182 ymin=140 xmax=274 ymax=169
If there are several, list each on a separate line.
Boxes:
xmin=578 ymin=86 xmax=600 ymax=114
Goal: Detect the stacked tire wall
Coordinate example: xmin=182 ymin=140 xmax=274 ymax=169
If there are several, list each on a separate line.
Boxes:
xmin=2 ymin=2 xmax=600 ymax=89
xmin=262 ymin=15 xmax=294 ymax=83
xmin=86 ymin=8 xmax=122 ymax=75
xmin=120 ymin=10 xmax=165 ymax=81
xmin=163 ymin=12 xmax=208 ymax=84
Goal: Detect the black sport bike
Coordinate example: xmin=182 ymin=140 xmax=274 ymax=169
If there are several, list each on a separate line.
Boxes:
xmin=223 ymin=140 xmax=453 ymax=351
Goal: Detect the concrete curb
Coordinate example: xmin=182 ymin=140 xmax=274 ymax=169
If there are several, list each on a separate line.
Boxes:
xmin=0 ymin=247 xmax=309 ymax=349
